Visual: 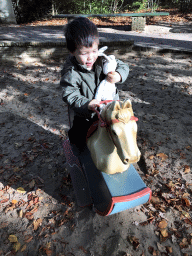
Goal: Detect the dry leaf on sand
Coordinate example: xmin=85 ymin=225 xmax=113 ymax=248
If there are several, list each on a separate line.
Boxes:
xmin=33 ymin=218 xmax=42 ymax=231
xmin=158 ymin=219 xmax=168 ymax=229
xmin=13 ymin=242 xmax=21 ymax=252
xmin=17 ymin=187 xmax=26 ymax=193
xmin=157 ymin=153 xmax=168 ymax=161
xmin=184 ymin=165 xmax=190 ymax=173
xmin=8 ymin=235 xmax=18 ymax=243
xmin=160 ymin=229 xmax=169 ymax=238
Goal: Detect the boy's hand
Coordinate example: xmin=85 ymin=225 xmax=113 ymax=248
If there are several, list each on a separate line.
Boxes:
xmin=106 ymin=71 xmax=121 ymax=84
xmin=88 ymin=99 xmax=100 ymax=110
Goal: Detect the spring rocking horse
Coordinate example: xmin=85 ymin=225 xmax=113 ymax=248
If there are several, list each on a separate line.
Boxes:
xmin=63 ymin=99 xmax=151 ymax=216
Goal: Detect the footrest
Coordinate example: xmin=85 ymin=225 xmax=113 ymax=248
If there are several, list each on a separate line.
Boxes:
xmin=102 ymin=165 xmax=152 ymax=215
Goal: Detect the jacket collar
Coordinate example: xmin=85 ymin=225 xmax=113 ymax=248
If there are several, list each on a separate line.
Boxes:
xmin=70 ymin=56 xmax=93 ymax=72
xmin=70 ymin=55 xmax=104 ymax=73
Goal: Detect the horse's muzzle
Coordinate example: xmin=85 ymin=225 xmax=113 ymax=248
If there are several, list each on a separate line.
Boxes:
xmin=123 ymin=150 xmax=141 ymax=164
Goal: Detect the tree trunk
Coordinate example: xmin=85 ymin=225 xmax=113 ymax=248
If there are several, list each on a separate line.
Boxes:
xmin=0 ymin=0 xmax=17 ymax=24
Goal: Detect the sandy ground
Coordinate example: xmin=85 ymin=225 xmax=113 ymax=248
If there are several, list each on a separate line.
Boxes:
xmin=0 ymin=49 xmax=192 ymax=256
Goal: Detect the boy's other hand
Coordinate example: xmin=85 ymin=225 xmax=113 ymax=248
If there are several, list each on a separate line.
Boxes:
xmin=88 ymin=99 xmax=100 ymax=110
xmin=106 ymin=71 xmax=121 ymax=84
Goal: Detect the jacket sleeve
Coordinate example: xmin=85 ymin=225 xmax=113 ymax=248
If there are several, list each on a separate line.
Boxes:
xmin=115 ymin=59 xmax=129 ymax=84
xmin=60 ymin=68 xmax=92 ymax=118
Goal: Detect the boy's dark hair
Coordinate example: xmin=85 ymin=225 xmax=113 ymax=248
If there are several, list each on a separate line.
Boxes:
xmin=65 ymin=17 xmax=99 ymax=52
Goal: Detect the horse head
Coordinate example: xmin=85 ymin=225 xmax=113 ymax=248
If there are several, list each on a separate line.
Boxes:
xmin=87 ymin=100 xmax=141 ymax=174
xmin=101 ymin=100 xmax=141 ymax=166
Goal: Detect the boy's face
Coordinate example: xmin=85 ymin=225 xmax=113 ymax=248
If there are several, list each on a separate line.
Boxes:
xmin=72 ymin=41 xmax=99 ymax=70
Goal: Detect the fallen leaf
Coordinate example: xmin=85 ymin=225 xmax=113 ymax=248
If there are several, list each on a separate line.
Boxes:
xmin=4 ymin=203 xmax=16 ymax=213
xmin=166 ymin=180 xmax=174 ymax=190
xmin=13 ymin=242 xmax=21 ymax=252
xmin=44 ymin=248 xmax=52 ymax=256
xmin=166 ymin=246 xmax=173 ymax=253
xmin=17 ymin=187 xmax=26 ymax=193
xmin=157 ymin=153 xmax=168 ymax=161
xmin=18 ymin=209 xmax=23 ymax=218
xmin=160 ymin=229 xmax=169 ymax=238
xmin=148 ymin=155 xmax=155 ymax=160
xmin=183 ymin=193 xmax=190 ymax=198
xmin=127 ymin=236 xmax=140 ymax=250
xmin=182 ymin=198 xmax=190 ymax=207
xmin=24 ymin=235 xmax=33 ymax=243
xmin=21 ymin=244 xmax=27 ymax=252
xmin=184 ymin=218 xmax=192 ymax=226
xmin=30 ymin=206 xmax=39 ymax=213
xmin=8 ymin=234 xmax=18 ymax=243
xmin=33 ymin=218 xmax=42 ymax=231
xmin=151 ymin=196 xmax=160 ymax=204
xmin=182 ymin=211 xmax=190 ymax=218
xmin=1 ymin=198 xmax=9 ymax=203
xmin=174 ymin=230 xmax=182 ymax=238
xmin=25 ymin=212 xmax=34 ymax=220
xmin=27 ymin=194 xmax=39 ymax=206
xmin=151 ymin=169 xmax=159 ymax=176
xmin=46 ymin=242 xmax=52 ymax=249
xmin=184 ymin=165 xmax=190 ymax=174
xmin=158 ymin=219 xmax=168 ymax=229
xmin=148 ymin=246 xmax=156 ymax=255
xmin=48 ymin=218 xmax=55 ymax=225
xmin=139 ymin=221 xmax=148 ymax=226
xmin=159 ymin=206 xmax=166 ymax=212
xmin=12 ymin=199 xmax=18 ymax=204
xmin=179 ymin=238 xmax=188 ymax=249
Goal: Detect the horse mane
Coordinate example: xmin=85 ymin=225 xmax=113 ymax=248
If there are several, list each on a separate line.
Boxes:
xmin=116 ymin=109 xmax=132 ymax=123
xmin=101 ymin=100 xmax=134 ymax=124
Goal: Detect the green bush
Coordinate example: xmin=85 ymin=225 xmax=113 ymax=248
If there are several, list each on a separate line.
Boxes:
xmin=12 ymin=0 xmax=192 ymax=24
xmin=131 ymin=0 xmax=147 ymax=11
xmin=53 ymin=0 xmax=125 ymax=15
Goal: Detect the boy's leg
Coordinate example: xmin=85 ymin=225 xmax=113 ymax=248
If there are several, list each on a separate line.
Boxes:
xmin=68 ymin=115 xmax=98 ymax=152
xmin=68 ymin=117 xmax=90 ymax=151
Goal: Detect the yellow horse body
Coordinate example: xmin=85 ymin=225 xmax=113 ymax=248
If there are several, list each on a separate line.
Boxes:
xmin=87 ymin=100 xmax=141 ymax=175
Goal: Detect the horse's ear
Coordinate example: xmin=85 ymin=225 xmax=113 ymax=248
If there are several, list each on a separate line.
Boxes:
xmin=109 ymin=101 xmax=121 ymax=111
xmin=122 ymin=99 xmax=132 ymax=109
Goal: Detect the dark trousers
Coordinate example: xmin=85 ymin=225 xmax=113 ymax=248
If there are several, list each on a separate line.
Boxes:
xmin=68 ymin=115 xmax=98 ymax=150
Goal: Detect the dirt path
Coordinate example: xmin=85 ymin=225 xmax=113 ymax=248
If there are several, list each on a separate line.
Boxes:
xmin=0 ymin=49 xmax=192 ymax=255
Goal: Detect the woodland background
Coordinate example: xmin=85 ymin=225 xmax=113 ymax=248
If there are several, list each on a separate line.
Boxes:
xmin=10 ymin=0 xmax=192 ymax=24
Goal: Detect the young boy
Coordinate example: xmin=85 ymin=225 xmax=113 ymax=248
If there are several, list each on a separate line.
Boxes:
xmin=60 ymin=17 xmax=129 ymax=151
